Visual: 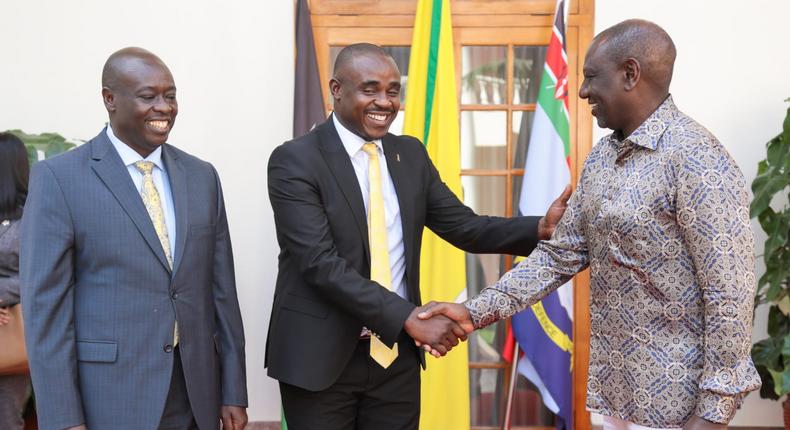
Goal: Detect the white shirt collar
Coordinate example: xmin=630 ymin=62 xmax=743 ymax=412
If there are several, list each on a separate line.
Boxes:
xmin=106 ymin=125 xmax=165 ymax=170
xmin=332 ymin=113 xmax=383 ymax=157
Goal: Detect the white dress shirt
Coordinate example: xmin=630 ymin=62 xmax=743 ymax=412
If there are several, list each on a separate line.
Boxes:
xmin=332 ymin=114 xmax=407 ymax=300
xmin=106 ymin=126 xmax=177 ymax=260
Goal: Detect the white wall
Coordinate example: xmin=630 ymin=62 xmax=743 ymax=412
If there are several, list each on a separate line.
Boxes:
xmin=3 ymin=0 xmax=789 ymax=426
xmin=594 ymin=1 xmax=790 ymax=426
xmin=0 ymin=0 xmax=293 ymax=422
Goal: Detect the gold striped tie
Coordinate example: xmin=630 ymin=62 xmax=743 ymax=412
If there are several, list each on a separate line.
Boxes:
xmin=134 ymin=161 xmax=178 ymax=346
xmin=361 ymin=143 xmax=398 ymax=369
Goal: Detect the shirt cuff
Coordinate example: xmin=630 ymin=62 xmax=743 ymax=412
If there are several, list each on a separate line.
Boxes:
xmin=465 ymin=289 xmax=510 ymax=329
xmin=695 ymin=391 xmax=741 ymax=424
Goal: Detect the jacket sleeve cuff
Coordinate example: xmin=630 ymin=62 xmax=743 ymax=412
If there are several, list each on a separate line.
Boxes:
xmin=695 ymin=391 xmax=741 ymax=424
xmin=380 ymin=299 xmax=415 ymax=346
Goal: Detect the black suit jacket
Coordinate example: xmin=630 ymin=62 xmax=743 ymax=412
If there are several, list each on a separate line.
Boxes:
xmin=266 ymin=118 xmax=540 ymax=391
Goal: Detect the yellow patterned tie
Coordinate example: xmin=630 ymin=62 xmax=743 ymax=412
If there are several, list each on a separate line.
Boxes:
xmin=361 ymin=143 xmax=398 ymax=369
xmin=134 ymin=161 xmax=178 ymax=346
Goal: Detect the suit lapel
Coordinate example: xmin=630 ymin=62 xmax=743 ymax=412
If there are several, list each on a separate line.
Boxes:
xmin=382 ymin=134 xmax=415 ymax=291
xmin=317 ymin=120 xmax=370 ymax=258
xmin=163 ymin=145 xmax=188 ymax=275
xmin=89 ymin=130 xmax=172 ymax=273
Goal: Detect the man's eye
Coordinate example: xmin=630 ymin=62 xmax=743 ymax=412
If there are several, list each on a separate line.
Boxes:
xmin=388 ymin=91 xmax=400 ymax=97
xmin=140 ymin=95 xmax=155 ymax=101
xmin=362 ymin=89 xmax=376 ymax=95
xmin=166 ymin=95 xmax=177 ymax=100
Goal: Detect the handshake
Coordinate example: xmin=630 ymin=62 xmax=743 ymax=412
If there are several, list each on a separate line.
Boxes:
xmin=403 ymin=301 xmax=475 ymax=357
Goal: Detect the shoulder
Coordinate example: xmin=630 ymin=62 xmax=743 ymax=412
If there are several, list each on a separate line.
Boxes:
xmin=275 ymin=131 xmax=320 ymax=156
xmin=269 ymin=126 xmax=326 ymax=171
xmin=164 ymin=144 xmax=213 ymax=172
xmin=34 ymin=138 xmax=92 ymax=173
xmin=394 ymin=133 xmax=425 ymax=149
xmin=664 ymin=112 xmax=736 ymax=168
xmin=388 ymin=133 xmax=430 ymax=163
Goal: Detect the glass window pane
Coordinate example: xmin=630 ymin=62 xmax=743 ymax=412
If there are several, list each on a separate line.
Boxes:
xmin=511 ymin=174 xmax=525 ymax=217
xmin=328 ymin=46 xmax=411 ymax=105
xmin=461 ymin=175 xmax=505 ymax=217
xmin=461 ymin=46 xmax=507 ymax=105
xmin=508 ymin=373 xmax=556 ymax=426
xmin=466 ymin=247 xmax=509 ymax=365
xmin=513 ymin=45 xmax=548 ymax=104
xmin=511 ymin=110 xmax=535 ymax=170
xmin=468 ymin=320 xmax=508 ymax=363
xmin=470 ymin=368 xmax=507 ymax=427
xmin=461 ymin=111 xmax=507 ymax=170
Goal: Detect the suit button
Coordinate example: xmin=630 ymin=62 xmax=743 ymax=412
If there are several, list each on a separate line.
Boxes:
xmin=171 ymin=291 xmax=179 ymax=300
xmin=164 ymin=344 xmax=173 ymax=353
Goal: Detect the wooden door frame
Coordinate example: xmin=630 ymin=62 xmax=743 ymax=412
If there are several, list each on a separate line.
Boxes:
xmin=309 ymin=1 xmax=594 ymax=428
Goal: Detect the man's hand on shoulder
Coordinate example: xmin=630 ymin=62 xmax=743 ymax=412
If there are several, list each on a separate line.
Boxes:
xmin=537 ymin=184 xmax=572 ymax=240
xmin=683 ymin=415 xmax=727 ymax=430
xmin=221 ymin=405 xmax=248 ymax=430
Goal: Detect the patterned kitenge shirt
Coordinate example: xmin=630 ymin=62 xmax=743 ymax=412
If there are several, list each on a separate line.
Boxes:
xmin=465 ymin=96 xmax=761 ymax=427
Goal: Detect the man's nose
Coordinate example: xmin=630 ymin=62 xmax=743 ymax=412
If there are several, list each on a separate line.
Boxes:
xmin=373 ymin=93 xmax=393 ymax=108
xmin=579 ymin=84 xmax=589 ymax=99
xmin=153 ymin=97 xmax=175 ymax=112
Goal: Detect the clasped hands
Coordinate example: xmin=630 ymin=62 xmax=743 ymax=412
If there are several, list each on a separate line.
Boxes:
xmin=404 ymin=301 xmax=474 ymax=357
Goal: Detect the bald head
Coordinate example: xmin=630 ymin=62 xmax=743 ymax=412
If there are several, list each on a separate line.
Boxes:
xmin=102 ymin=47 xmax=172 ymax=91
xmin=332 ymin=43 xmax=396 ymax=79
xmin=592 ymin=19 xmax=676 ymax=92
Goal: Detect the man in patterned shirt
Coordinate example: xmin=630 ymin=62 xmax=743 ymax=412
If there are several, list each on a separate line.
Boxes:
xmin=418 ymin=19 xmax=760 ymax=430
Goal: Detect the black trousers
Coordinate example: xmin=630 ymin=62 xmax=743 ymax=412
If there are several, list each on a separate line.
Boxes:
xmin=159 ymin=347 xmax=198 ymax=430
xmin=280 ymin=331 xmax=421 ymax=430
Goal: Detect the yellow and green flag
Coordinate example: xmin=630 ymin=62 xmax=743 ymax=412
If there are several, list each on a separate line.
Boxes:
xmin=403 ymin=0 xmax=469 ymax=428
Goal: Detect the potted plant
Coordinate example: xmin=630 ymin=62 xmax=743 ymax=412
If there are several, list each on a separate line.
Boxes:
xmin=4 ymin=129 xmax=77 ymax=165
xmin=750 ymin=98 xmax=790 ymax=428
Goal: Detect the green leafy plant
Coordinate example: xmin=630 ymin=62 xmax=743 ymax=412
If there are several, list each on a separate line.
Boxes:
xmin=4 ymin=129 xmax=77 ymax=165
xmin=751 ymin=98 xmax=790 ymax=400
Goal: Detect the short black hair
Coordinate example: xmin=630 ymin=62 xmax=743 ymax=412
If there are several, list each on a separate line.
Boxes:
xmin=333 ymin=43 xmax=395 ymax=77
xmin=594 ymin=19 xmax=676 ymax=91
xmin=0 ymin=132 xmax=29 ymax=220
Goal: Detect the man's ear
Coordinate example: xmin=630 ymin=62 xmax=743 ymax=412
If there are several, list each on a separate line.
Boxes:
xmin=102 ymin=87 xmax=116 ymax=112
xmin=329 ymin=78 xmax=342 ymax=101
xmin=622 ymin=58 xmax=641 ymax=91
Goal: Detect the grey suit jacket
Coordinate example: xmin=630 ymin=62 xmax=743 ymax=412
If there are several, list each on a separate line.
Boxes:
xmin=20 ymin=129 xmax=247 ymax=430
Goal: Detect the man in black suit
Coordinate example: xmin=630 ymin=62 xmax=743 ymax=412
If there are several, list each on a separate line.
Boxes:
xmin=266 ymin=43 xmax=569 ymax=430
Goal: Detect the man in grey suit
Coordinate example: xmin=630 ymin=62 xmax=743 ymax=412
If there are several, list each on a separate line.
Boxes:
xmin=20 ymin=47 xmax=247 ymax=430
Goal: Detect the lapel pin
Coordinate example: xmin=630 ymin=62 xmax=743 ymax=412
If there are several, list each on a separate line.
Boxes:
xmin=396 ymin=153 xmax=400 ymax=162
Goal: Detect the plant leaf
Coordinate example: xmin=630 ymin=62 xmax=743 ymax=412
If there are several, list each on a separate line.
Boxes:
xmin=751 ymin=167 xmax=789 ymax=218
xmin=783 ymin=104 xmax=790 ymax=156
xmin=779 ymin=295 xmax=790 ymax=316
xmin=756 ymin=363 xmax=780 ymax=400
xmin=769 ymin=305 xmax=790 ymax=337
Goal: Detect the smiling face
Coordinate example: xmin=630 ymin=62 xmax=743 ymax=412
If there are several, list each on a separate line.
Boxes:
xmin=330 ymin=52 xmax=400 ymax=140
xmin=579 ymin=40 xmax=628 ymax=133
xmin=103 ymin=55 xmax=178 ymax=157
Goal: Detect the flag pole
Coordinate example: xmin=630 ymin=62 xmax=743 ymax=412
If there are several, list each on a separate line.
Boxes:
xmin=502 ymin=340 xmax=520 ymax=430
